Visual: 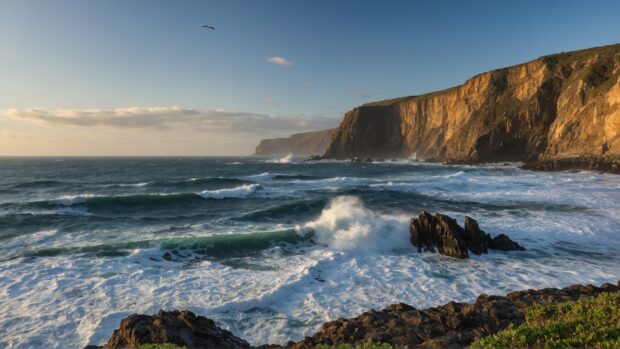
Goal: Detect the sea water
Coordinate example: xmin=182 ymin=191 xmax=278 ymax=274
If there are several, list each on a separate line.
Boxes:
xmin=0 ymin=156 xmax=619 ymax=348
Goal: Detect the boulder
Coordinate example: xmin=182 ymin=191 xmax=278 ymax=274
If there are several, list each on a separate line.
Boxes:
xmin=91 ymin=310 xmax=250 ymax=349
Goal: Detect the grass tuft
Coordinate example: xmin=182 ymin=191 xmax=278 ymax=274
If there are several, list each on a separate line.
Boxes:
xmin=471 ymin=292 xmax=620 ymax=348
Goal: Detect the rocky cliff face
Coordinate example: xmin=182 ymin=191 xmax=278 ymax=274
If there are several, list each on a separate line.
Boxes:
xmin=324 ymin=44 xmax=620 ymax=168
xmin=254 ymin=129 xmax=335 ymax=156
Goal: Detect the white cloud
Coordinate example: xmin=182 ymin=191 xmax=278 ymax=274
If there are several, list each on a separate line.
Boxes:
xmin=2 ymin=106 xmax=338 ymax=135
xmin=267 ymin=56 xmax=292 ymax=66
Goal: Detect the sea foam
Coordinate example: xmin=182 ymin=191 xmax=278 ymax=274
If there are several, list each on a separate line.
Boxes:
xmin=301 ymin=196 xmax=410 ymax=252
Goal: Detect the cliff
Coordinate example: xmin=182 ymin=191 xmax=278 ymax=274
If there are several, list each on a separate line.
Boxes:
xmin=324 ymin=44 xmax=620 ymax=171
xmin=254 ymin=129 xmax=335 ymax=156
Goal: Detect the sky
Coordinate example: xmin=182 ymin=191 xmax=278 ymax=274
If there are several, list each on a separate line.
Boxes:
xmin=1 ymin=0 xmax=619 ymax=156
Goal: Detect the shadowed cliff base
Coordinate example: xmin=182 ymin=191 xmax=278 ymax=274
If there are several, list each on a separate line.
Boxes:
xmin=318 ymin=43 xmax=620 ymax=174
xmin=86 ymin=281 xmax=620 ymax=349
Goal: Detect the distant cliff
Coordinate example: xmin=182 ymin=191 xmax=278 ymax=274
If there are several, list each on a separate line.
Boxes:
xmin=324 ymin=44 xmax=620 ymax=171
xmin=254 ymin=128 xmax=335 ymax=156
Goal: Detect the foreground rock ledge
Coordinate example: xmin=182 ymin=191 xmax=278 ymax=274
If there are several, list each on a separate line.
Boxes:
xmin=87 ymin=281 xmax=620 ymax=349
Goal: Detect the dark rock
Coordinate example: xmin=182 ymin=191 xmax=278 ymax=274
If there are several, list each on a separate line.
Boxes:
xmin=364 ymin=158 xmax=373 ymax=163
xmin=410 ymin=211 xmax=469 ymax=258
xmin=351 ymin=157 xmax=361 ymax=163
xmin=522 ymin=156 xmax=620 ymax=174
xmin=94 ymin=310 xmax=250 ymax=349
xmin=410 ymin=212 xmax=524 ymax=258
xmin=462 ymin=216 xmax=490 ymax=255
xmin=306 ymin=155 xmax=322 ymax=161
xmin=489 ymin=234 xmax=525 ymax=251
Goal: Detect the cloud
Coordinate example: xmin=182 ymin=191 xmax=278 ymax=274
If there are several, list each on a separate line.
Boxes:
xmin=2 ymin=106 xmax=339 ymax=135
xmin=264 ymin=97 xmax=280 ymax=107
xmin=267 ymin=56 xmax=292 ymax=66
xmin=348 ymin=84 xmax=372 ymax=98
xmin=303 ymin=82 xmax=316 ymax=89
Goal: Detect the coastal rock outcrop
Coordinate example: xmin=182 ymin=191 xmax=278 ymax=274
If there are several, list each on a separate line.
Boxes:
xmin=409 ymin=212 xmax=524 ymax=258
xmin=290 ymin=281 xmax=620 ymax=349
xmin=87 ymin=282 xmax=620 ymax=349
xmin=91 ymin=310 xmax=250 ymax=349
xmin=323 ymin=44 xmax=620 ymax=173
xmin=254 ymin=128 xmax=335 ymax=156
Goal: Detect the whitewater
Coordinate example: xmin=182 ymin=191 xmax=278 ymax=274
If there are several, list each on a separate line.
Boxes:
xmin=0 ymin=157 xmax=619 ymax=348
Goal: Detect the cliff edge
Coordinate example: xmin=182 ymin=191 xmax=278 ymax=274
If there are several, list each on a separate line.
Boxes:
xmin=254 ymin=129 xmax=335 ymax=156
xmin=324 ymin=44 xmax=620 ymax=172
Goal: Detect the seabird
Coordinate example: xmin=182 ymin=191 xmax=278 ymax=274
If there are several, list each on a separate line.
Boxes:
xmin=201 ymin=25 xmax=215 ymax=30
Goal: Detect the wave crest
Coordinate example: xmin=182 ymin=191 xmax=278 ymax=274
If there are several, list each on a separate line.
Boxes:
xmin=198 ymin=184 xmax=259 ymax=199
xmin=301 ymin=196 xmax=410 ymax=252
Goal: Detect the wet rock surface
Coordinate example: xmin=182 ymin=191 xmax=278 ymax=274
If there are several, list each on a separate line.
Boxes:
xmin=409 ymin=212 xmax=524 ymax=259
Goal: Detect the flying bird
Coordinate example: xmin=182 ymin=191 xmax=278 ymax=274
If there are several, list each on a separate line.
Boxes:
xmin=201 ymin=25 xmax=215 ymax=30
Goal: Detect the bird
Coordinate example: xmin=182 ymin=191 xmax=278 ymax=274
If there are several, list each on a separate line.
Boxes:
xmin=201 ymin=25 xmax=215 ymax=30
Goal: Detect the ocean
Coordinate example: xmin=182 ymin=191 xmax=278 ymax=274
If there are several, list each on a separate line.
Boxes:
xmin=0 ymin=156 xmax=619 ymax=348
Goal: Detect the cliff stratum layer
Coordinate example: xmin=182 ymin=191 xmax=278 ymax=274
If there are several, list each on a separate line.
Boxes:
xmin=254 ymin=128 xmax=335 ymax=156
xmin=324 ymin=44 xmax=620 ymax=166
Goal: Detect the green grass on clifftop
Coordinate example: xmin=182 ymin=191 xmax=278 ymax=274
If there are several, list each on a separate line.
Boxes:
xmin=471 ymin=292 xmax=620 ymax=349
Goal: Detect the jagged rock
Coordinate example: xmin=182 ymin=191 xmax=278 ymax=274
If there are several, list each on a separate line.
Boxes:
xmin=489 ymin=234 xmax=525 ymax=251
xmin=463 ymin=216 xmax=490 ymax=255
xmin=364 ymin=158 xmax=373 ymax=163
xmin=410 ymin=211 xmax=469 ymax=259
xmin=92 ymin=310 xmax=250 ymax=349
xmin=410 ymin=212 xmax=524 ymax=258
xmin=289 ymin=281 xmax=620 ymax=349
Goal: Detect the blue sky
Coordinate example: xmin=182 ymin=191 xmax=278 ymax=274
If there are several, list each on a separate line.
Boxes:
xmin=1 ymin=0 xmax=619 ymax=155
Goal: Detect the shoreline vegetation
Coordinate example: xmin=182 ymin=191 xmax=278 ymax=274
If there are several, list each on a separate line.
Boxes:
xmin=86 ymin=280 xmax=620 ymax=349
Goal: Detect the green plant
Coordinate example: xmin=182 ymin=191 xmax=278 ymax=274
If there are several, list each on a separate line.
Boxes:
xmin=471 ymin=292 xmax=620 ymax=348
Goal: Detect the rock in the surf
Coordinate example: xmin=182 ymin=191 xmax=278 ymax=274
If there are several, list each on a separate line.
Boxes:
xmin=462 ymin=216 xmax=490 ymax=255
xmin=410 ymin=211 xmax=469 ymax=258
xmin=489 ymin=233 xmax=526 ymax=251
xmin=92 ymin=310 xmax=250 ymax=349
xmin=409 ymin=212 xmax=524 ymax=258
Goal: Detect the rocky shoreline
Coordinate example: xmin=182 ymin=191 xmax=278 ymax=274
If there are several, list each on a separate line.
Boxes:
xmin=84 ymin=213 xmax=618 ymax=349
xmin=87 ymin=281 xmax=620 ymax=349
xmin=522 ymin=155 xmax=620 ymax=174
